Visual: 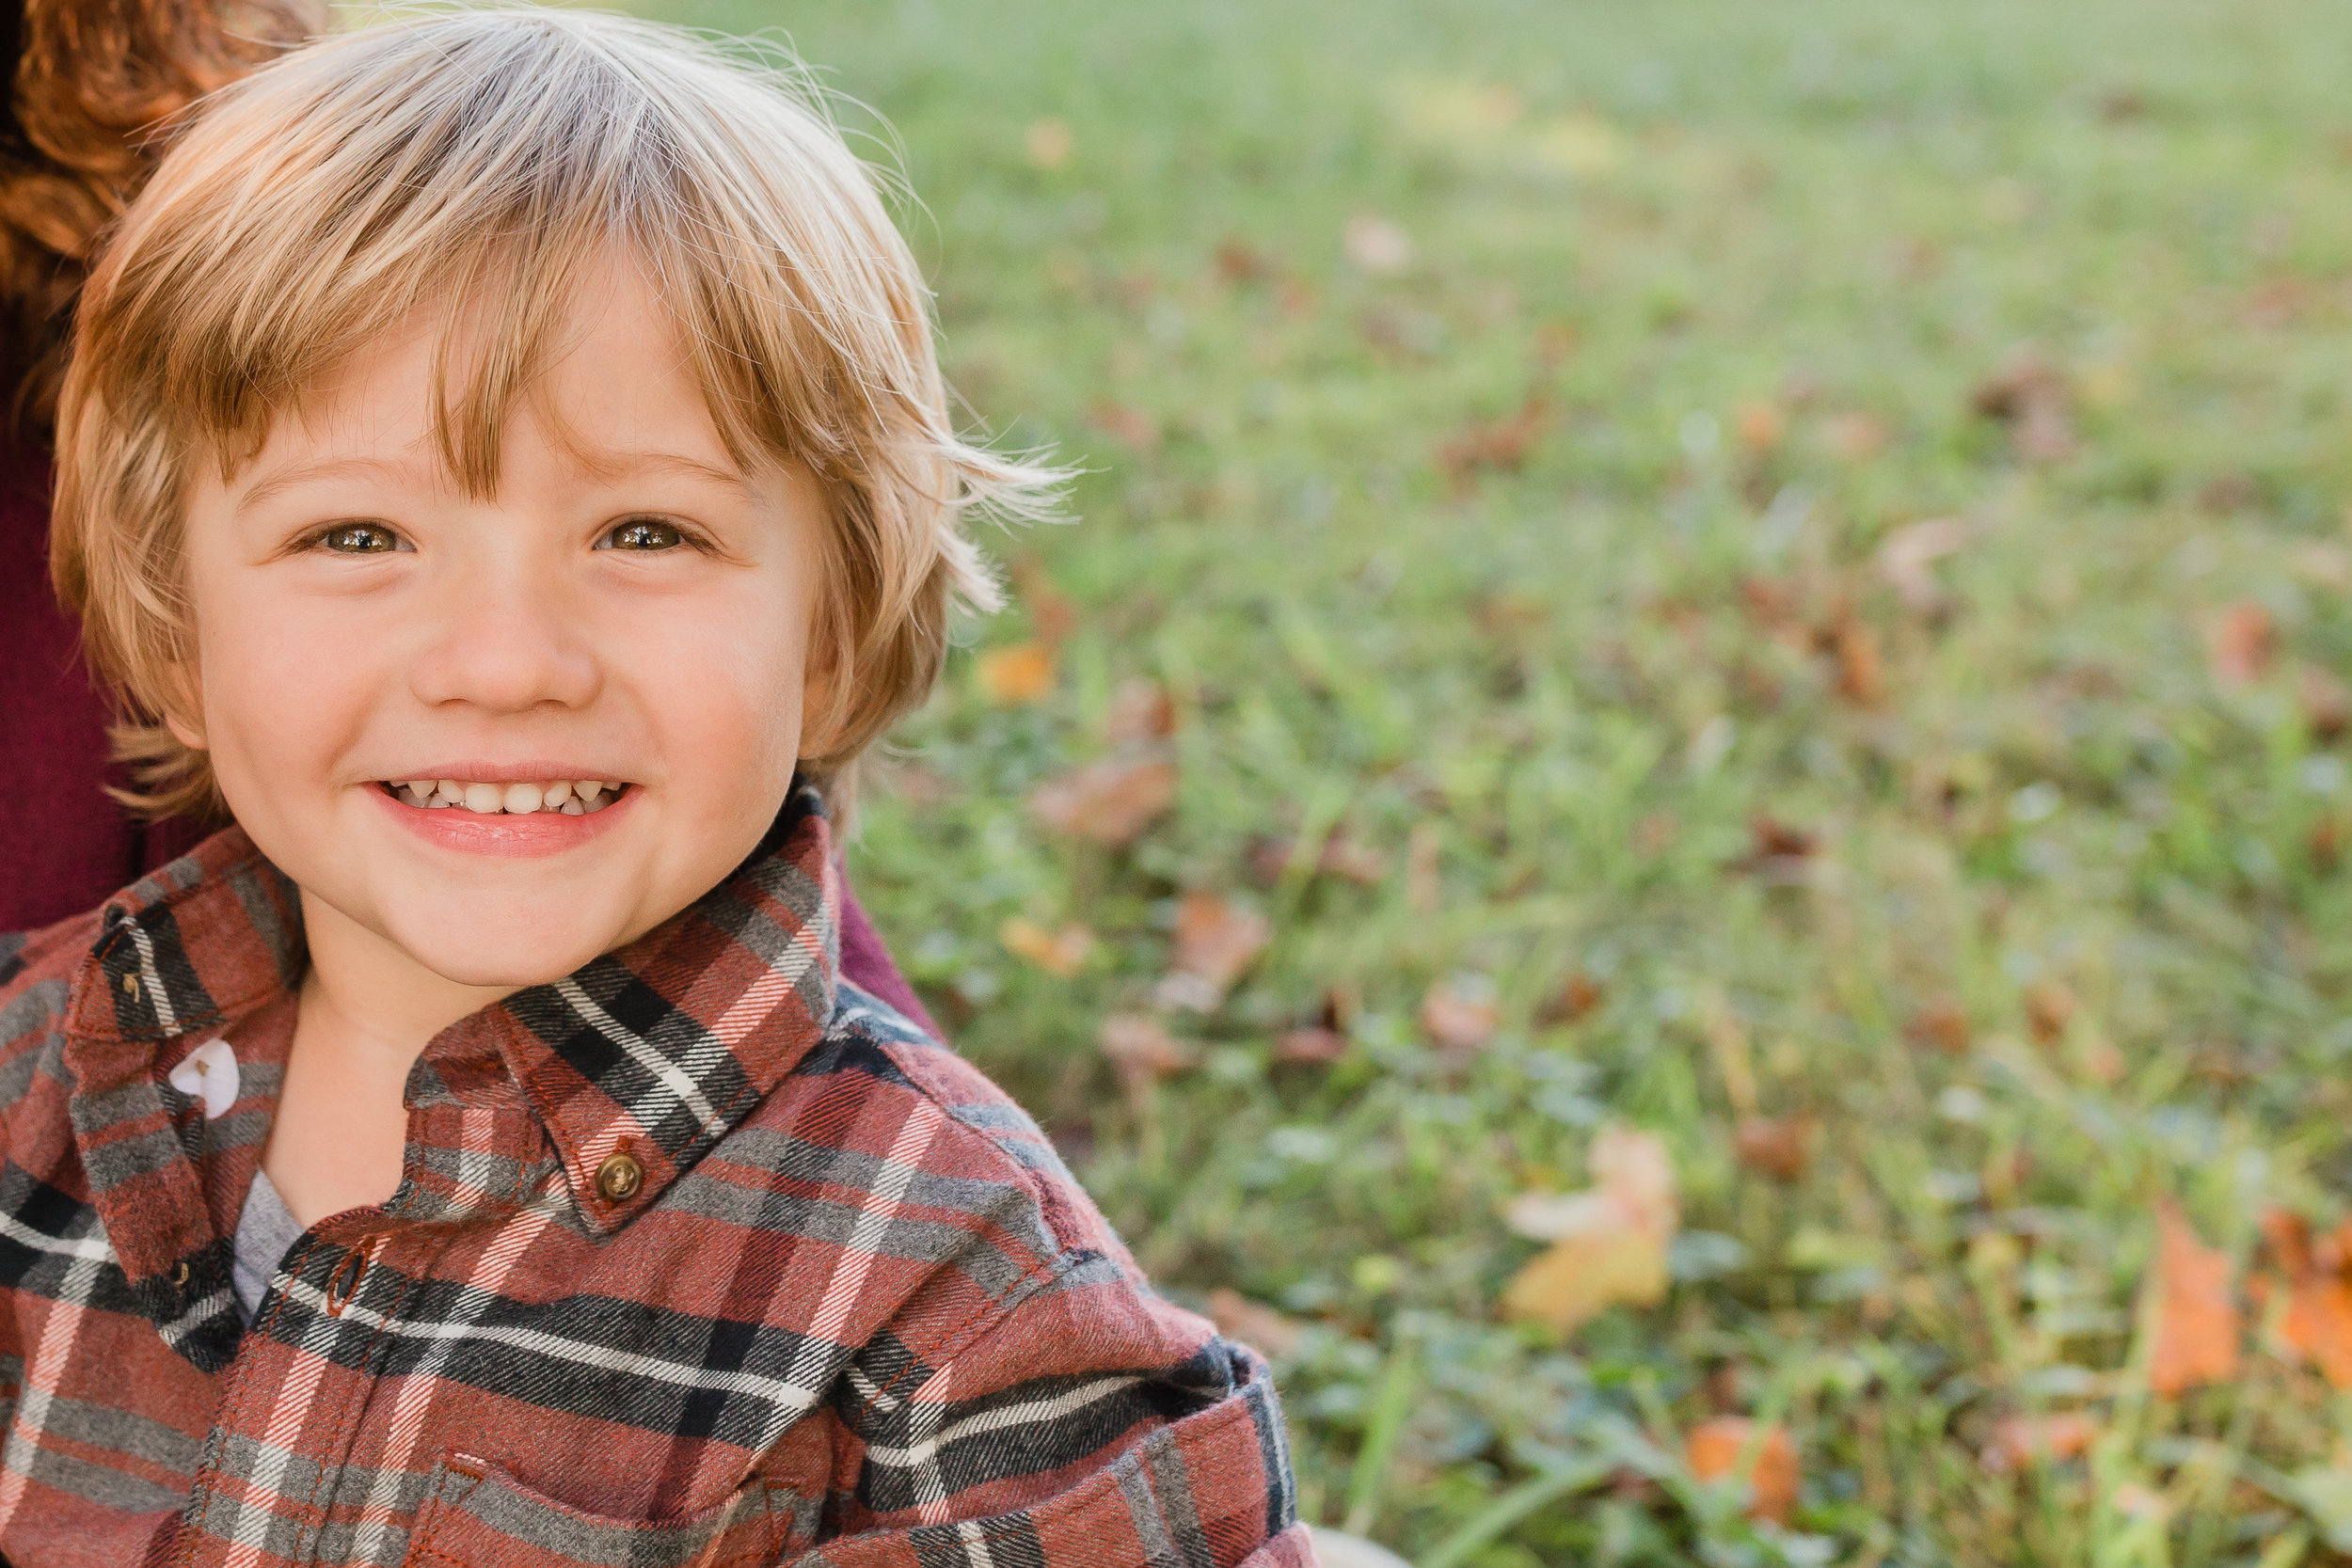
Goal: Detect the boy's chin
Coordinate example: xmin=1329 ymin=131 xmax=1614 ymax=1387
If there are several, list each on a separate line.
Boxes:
xmin=383 ymin=911 xmax=644 ymax=992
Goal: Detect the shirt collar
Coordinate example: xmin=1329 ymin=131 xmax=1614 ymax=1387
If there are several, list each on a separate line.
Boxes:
xmin=63 ymin=784 xmax=843 ymax=1330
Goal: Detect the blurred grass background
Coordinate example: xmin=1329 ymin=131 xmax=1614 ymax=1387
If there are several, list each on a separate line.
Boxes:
xmin=639 ymin=0 xmax=2352 ymax=1560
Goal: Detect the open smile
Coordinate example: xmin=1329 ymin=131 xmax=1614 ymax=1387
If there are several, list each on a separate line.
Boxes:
xmin=372 ymin=774 xmax=640 ymax=857
xmin=381 ymin=778 xmax=629 ymax=815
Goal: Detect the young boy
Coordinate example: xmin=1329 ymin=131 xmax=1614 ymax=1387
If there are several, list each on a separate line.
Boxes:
xmin=0 ymin=10 xmax=1305 ymax=1566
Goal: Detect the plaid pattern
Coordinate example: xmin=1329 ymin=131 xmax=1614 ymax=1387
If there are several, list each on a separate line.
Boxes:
xmin=0 ymin=790 xmax=1307 ymax=1568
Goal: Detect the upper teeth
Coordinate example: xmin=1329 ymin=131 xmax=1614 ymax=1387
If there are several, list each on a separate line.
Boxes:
xmin=389 ymin=779 xmax=625 ymax=815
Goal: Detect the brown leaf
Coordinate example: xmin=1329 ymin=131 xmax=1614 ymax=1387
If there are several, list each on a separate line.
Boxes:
xmin=1820 ymin=410 xmax=1889 ymax=463
xmin=1906 ymin=995 xmax=1971 ymax=1055
xmin=1275 ymin=1027 xmax=1349 ymax=1065
xmin=999 ymin=918 xmax=1095 ymax=977
xmin=1009 ymin=559 xmax=1079 ymax=647
xmin=1981 ymin=1412 xmax=2098 ymax=1473
xmin=1745 ymin=814 xmax=1818 ymax=865
xmin=1089 ymin=400 xmax=1160 ymax=453
xmin=1536 ymin=972 xmax=1604 ymax=1027
xmin=975 ymin=642 xmax=1057 ymax=705
xmin=1097 ymin=1013 xmax=1196 ymax=1086
xmin=2301 ymin=664 xmax=2352 ymax=743
xmin=1158 ymin=892 xmax=1272 ymax=1009
xmin=1204 ymin=1288 xmax=1304 ymax=1357
xmin=1502 ymin=1127 xmax=1678 ymax=1334
xmin=2148 ymin=1201 xmax=2240 ymax=1397
xmin=1438 ymin=396 xmax=1550 ymax=493
xmin=2025 ymin=981 xmax=2077 ymax=1046
xmin=1104 ymin=678 xmax=1175 ymax=742
xmin=1214 ymin=240 xmax=1274 ymax=286
xmin=1834 ymin=620 xmax=1884 ymax=705
xmin=1420 ymin=979 xmax=1498 ymax=1052
xmin=1970 ymin=349 xmax=2075 ymax=462
xmin=1734 ymin=1116 xmax=1812 ymax=1182
xmin=1028 ymin=756 xmax=1179 ymax=846
xmin=1877 ymin=516 xmax=1974 ymax=613
xmin=2205 ymin=601 xmax=2277 ymax=689
xmin=1685 ymin=1418 xmax=1799 ymax=1525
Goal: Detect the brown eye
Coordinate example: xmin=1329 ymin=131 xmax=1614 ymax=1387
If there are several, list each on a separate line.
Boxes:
xmin=599 ymin=517 xmax=685 ymax=551
xmin=319 ymin=522 xmax=405 ymax=554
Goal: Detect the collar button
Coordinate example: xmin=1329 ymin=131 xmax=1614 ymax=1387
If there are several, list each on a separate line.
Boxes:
xmin=596 ymin=1151 xmax=644 ymax=1205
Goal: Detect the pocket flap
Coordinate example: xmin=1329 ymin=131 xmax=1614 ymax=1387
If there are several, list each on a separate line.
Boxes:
xmin=402 ymin=1454 xmax=816 ymax=1568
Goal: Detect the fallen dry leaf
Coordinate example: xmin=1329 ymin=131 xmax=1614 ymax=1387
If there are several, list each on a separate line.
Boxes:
xmin=2206 ymin=600 xmax=2277 ymax=689
xmin=1343 ymin=211 xmax=1414 ymax=275
xmin=1502 ymin=1126 xmax=1678 ymax=1334
xmin=1685 ymin=1418 xmax=1799 ymax=1525
xmin=1420 ymin=978 xmax=1499 ymax=1052
xmin=1971 ymin=349 xmax=2075 ymax=463
xmin=2301 ymin=664 xmax=2352 ymax=743
xmin=1009 ymin=558 xmax=1079 ymax=647
xmin=1025 ymin=118 xmax=1073 ymax=168
xmin=1981 ymin=1412 xmax=2098 ymax=1474
xmin=998 ymin=918 xmax=1095 ymax=977
xmin=1877 ymin=516 xmax=1975 ymax=613
xmin=1735 ymin=1116 xmax=1812 ymax=1182
xmin=1536 ymin=972 xmax=1604 ymax=1027
xmin=1028 ymin=755 xmax=1179 ymax=847
xmin=1090 ymin=400 xmax=1160 ymax=453
xmin=1105 ymin=677 xmax=1176 ymax=742
xmin=1834 ymin=619 xmax=1884 ymax=705
xmin=1275 ymin=1026 xmax=1349 ymax=1065
xmin=1097 ymin=1013 xmax=1196 ymax=1086
xmin=1214 ymin=239 xmax=1275 ymax=286
xmin=1204 ymin=1288 xmax=1305 ymax=1357
xmin=1734 ymin=400 xmax=1785 ymax=453
xmin=2025 ymin=981 xmax=2077 ymax=1046
xmin=975 ymin=642 xmax=1057 ymax=705
xmin=1906 ymin=995 xmax=1971 ymax=1055
xmin=2148 ymin=1201 xmax=2240 ymax=1397
xmin=1820 ymin=410 xmax=1889 ymax=463
xmin=1157 ymin=892 xmax=1272 ymax=1009
xmin=2263 ymin=1208 xmax=2352 ymax=1389
xmin=1438 ymin=396 xmax=1550 ymax=493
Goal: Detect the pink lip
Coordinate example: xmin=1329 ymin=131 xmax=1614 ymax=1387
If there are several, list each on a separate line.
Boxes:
xmin=371 ymin=782 xmax=638 ymax=859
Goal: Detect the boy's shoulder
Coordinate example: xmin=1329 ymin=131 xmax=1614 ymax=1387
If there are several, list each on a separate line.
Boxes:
xmin=747 ymin=977 xmax=1136 ymax=1278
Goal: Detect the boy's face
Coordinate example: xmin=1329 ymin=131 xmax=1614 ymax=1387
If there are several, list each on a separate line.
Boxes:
xmin=175 ymin=261 xmax=830 ymax=990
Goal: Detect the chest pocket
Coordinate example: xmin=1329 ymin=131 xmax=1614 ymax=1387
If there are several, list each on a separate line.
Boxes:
xmin=401 ymin=1454 xmax=818 ymax=1568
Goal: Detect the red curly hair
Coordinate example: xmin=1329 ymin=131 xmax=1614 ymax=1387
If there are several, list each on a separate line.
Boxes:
xmin=0 ymin=0 xmax=321 ymax=432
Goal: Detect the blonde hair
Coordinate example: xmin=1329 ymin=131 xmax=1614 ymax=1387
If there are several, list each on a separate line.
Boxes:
xmin=51 ymin=5 xmax=1057 ymax=819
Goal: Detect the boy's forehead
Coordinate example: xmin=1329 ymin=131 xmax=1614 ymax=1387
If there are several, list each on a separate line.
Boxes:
xmin=228 ymin=277 xmax=755 ymax=500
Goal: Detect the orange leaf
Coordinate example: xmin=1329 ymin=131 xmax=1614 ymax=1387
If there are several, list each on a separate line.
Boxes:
xmin=999 ymin=918 xmax=1095 ymax=977
xmin=1028 ymin=756 xmax=1179 ymax=846
xmin=2148 ymin=1202 xmax=2240 ymax=1397
xmin=1204 ymin=1288 xmax=1304 ymax=1358
xmin=1105 ymin=678 xmax=1176 ymax=742
xmin=1275 ymin=1027 xmax=1348 ymax=1065
xmin=2205 ymin=601 xmax=2277 ymax=689
xmin=976 ymin=642 xmax=1057 ymax=705
xmin=1501 ymin=1127 xmax=1677 ymax=1334
xmin=1686 ymin=1418 xmax=1799 ymax=1525
xmin=1981 ymin=1412 xmax=2098 ymax=1473
xmin=1097 ymin=1013 xmax=1195 ymax=1085
xmin=1158 ymin=893 xmax=1272 ymax=1008
xmin=1419 ymin=979 xmax=1498 ymax=1052
xmin=1734 ymin=1116 xmax=1811 ymax=1182
xmin=1905 ymin=995 xmax=1970 ymax=1055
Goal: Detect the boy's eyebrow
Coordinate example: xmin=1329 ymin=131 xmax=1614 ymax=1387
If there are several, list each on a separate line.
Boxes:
xmin=231 ymin=450 xmax=756 ymax=513
xmin=234 ymin=454 xmax=428 ymax=514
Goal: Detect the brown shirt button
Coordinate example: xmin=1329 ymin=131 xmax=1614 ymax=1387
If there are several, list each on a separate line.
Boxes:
xmin=596 ymin=1151 xmax=644 ymax=1204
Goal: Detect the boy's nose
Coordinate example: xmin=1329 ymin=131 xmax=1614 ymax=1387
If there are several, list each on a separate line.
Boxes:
xmin=406 ymin=571 xmax=601 ymax=715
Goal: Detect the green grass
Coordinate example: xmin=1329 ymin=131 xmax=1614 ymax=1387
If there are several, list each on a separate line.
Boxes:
xmin=639 ymin=0 xmax=2352 ymax=1560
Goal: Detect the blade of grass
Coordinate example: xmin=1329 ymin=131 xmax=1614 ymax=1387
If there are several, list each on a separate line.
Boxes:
xmin=1419 ymin=1457 xmax=1613 ymax=1568
xmin=1342 ymin=1337 xmax=1422 ymax=1538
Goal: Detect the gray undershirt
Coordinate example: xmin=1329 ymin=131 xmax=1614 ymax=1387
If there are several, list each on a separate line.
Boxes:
xmin=231 ymin=1169 xmax=307 ymax=1323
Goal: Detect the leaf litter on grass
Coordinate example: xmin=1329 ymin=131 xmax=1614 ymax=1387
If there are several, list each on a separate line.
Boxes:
xmin=673 ymin=0 xmax=2352 ymax=1555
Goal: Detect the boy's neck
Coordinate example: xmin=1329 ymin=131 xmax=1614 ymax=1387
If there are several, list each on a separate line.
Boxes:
xmin=296 ymin=888 xmax=522 ymax=1074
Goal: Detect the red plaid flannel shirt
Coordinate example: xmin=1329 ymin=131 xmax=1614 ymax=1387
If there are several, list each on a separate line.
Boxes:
xmin=0 ymin=791 xmax=1308 ymax=1567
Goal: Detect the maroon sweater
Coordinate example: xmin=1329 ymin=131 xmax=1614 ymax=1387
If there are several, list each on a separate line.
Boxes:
xmin=0 ymin=435 xmax=938 ymax=1034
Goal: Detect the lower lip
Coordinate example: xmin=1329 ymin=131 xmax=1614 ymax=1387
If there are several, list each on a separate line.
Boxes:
xmin=371 ymin=785 xmax=637 ymax=858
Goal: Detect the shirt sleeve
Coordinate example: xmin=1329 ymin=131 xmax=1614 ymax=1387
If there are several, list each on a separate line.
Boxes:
xmin=798 ymin=1253 xmax=1310 ymax=1568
